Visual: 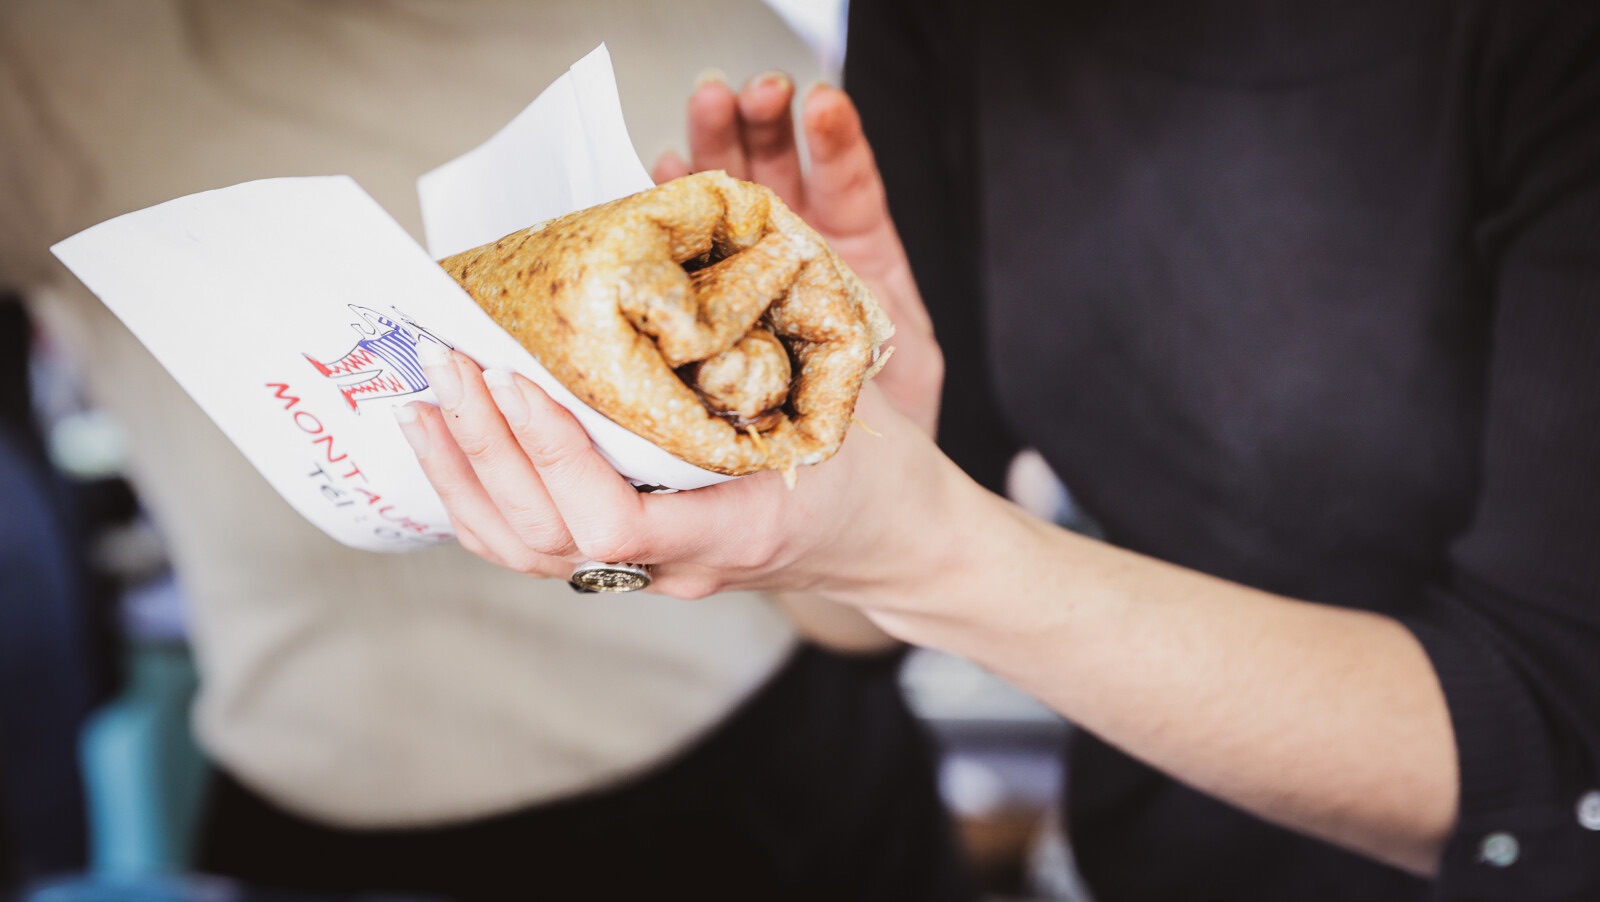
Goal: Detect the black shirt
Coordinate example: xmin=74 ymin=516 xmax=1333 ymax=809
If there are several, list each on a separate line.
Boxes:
xmin=846 ymin=1 xmax=1600 ymax=899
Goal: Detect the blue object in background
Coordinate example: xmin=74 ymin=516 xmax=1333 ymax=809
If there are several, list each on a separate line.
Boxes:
xmin=26 ymin=871 xmax=448 ymax=902
xmin=26 ymin=872 xmax=240 ymax=902
xmin=79 ymin=640 xmax=207 ymax=877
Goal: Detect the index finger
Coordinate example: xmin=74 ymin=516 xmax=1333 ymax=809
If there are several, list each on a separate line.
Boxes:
xmin=489 ymin=372 xmax=784 ymax=568
xmin=737 ymin=71 xmax=806 ymax=209
xmin=417 ymin=347 xmax=579 ymax=558
xmin=687 ymin=74 xmax=748 ymax=179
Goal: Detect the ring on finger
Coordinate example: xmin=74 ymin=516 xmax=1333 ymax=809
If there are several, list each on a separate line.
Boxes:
xmin=568 ymin=560 xmax=653 ymax=594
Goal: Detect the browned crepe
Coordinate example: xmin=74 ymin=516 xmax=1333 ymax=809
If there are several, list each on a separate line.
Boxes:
xmin=439 ymin=170 xmax=893 ymax=477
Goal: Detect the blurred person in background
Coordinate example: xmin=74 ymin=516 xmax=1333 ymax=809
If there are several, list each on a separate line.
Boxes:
xmin=406 ymin=1 xmax=1600 ymax=901
xmin=0 ymin=3 xmax=972 ymax=900
xmin=0 ymin=293 xmax=96 ymax=891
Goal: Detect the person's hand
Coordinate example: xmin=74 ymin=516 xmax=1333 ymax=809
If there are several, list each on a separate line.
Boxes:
xmin=654 ymin=73 xmax=943 ymax=435
xmin=397 ymin=346 xmax=965 ymax=605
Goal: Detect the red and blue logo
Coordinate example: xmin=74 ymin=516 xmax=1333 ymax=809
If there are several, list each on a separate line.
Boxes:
xmin=304 ymin=305 xmax=448 ymax=411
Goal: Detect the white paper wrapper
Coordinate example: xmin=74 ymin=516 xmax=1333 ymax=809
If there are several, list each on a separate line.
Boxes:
xmin=418 ymin=44 xmax=654 ymax=259
xmin=51 ymin=45 xmax=734 ymax=554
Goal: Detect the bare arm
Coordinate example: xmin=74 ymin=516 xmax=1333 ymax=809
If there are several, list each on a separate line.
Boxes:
xmin=399 ymin=358 xmax=1457 ymax=875
xmin=396 ymin=80 xmax=1457 ymax=875
xmin=853 ymin=476 xmax=1458 ymax=875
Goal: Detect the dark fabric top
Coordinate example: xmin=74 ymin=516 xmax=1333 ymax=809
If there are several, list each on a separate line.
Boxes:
xmin=846 ymin=1 xmax=1600 ymax=900
xmin=193 ymin=645 xmax=976 ymax=902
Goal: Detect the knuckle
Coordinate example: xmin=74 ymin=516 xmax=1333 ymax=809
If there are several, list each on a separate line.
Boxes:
xmin=455 ymin=431 xmax=498 ymax=462
xmin=521 ymin=430 xmax=578 ymax=471
xmin=740 ymin=527 xmax=784 ymax=572
xmin=454 ymin=521 xmax=510 ymax=571
xmin=511 ymin=519 xmax=575 ymax=558
xmin=667 ymin=576 xmax=723 ymax=601
xmin=453 ymin=521 xmax=489 ymax=557
xmin=576 ymin=526 xmax=647 ymax=568
xmin=744 ymin=504 xmax=792 ymax=569
xmin=506 ymin=549 xmax=553 ymax=577
xmin=836 ymin=163 xmax=875 ymax=200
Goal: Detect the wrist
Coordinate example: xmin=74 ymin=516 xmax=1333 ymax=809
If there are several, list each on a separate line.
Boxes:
xmin=893 ymin=500 xmax=1096 ymax=668
xmin=823 ymin=451 xmax=1054 ymax=642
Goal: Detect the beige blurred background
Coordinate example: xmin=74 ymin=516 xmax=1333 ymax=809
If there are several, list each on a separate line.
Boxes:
xmin=0 ymin=2 xmax=1071 ymax=898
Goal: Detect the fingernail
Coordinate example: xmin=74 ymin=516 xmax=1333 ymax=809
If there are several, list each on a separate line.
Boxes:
xmin=695 ymin=68 xmax=727 ymax=89
xmin=483 ymin=368 xmax=530 ymax=428
xmin=392 ymin=404 xmax=429 ymax=457
xmin=418 ymin=342 xmax=461 ymax=410
xmin=418 ymin=339 xmax=451 ymax=367
xmin=751 ymin=70 xmax=791 ymax=91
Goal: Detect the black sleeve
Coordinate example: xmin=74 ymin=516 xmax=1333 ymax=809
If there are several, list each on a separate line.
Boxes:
xmin=1403 ymin=4 xmax=1600 ymax=898
xmin=844 ymin=0 xmax=1021 ymax=494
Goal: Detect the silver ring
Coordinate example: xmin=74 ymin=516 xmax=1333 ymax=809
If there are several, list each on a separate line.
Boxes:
xmin=568 ymin=560 xmax=652 ymax=594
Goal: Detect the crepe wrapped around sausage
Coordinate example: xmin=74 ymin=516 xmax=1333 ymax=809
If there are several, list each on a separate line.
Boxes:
xmin=439 ymin=170 xmax=893 ymax=478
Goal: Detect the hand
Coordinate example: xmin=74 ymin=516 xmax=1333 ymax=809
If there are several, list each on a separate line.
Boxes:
xmin=397 ymin=346 xmax=963 ymax=604
xmin=654 ymin=72 xmax=943 ymax=435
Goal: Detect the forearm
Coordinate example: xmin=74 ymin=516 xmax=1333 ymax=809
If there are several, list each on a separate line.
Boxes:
xmin=850 ymin=476 xmax=1459 ymax=876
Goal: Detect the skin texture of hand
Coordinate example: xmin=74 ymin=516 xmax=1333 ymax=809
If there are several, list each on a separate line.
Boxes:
xmin=654 ymin=72 xmax=943 ymax=436
xmin=399 ymin=343 xmax=961 ymax=600
xmin=398 ymin=342 xmax=1458 ymax=876
xmin=397 ymin=78 xmax=1461 ymax=879
xmin=648 ymin=71 xmax=937 ymax=652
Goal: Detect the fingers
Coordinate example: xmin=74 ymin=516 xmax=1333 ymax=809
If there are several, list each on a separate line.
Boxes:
xmin=487 ymin=372 xmax=789 ymax=572
xmin=652 ymin=149 xmax=692 ymax=185
xmin=397 ymin=401 xmax=572 ymax=577
xmin=682 ymin=76 xmax=893 ymax=245
xmin=405 ymin=349 xmax=791 ymax=586
xmin=736 ymin=72 xmax=805 ymax=209
xmin=485 ymin=371 xmax=652 ymax=563
xmin=414 ymin=346 xmax=580 ymax=560
xmin=687 ymin=73 xmax=746 ymax=179
xmin=684 ymin=71 xmax=807 ymax=209
xmin=799 ymin=84 xmax=896 ymax=244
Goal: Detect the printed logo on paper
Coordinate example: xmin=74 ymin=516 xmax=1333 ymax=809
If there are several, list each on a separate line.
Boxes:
xmin=303 ymin=305 xmax=448 ymax=410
